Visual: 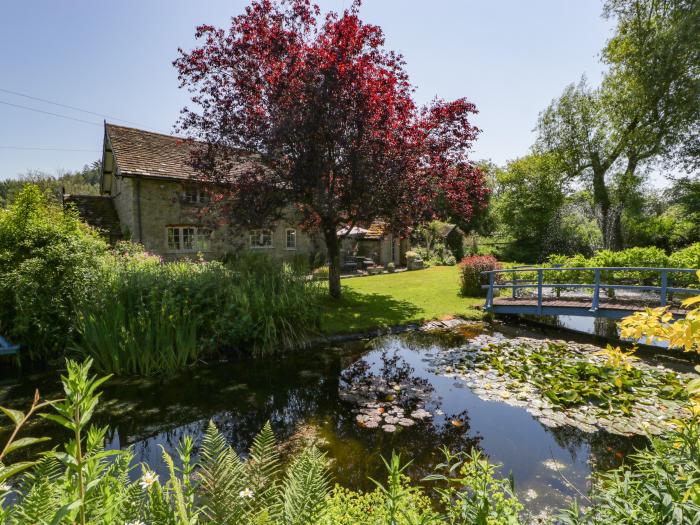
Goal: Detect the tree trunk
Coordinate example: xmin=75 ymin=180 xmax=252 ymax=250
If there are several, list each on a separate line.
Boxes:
xmin=592 ymin=168 xmax=618 ymax=250
xmin=324 ymin=227 xmax=342 ymax=299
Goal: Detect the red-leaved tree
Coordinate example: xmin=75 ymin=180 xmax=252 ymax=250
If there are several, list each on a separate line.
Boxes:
xmin=174 ymin=0 xmax=488 ymax=298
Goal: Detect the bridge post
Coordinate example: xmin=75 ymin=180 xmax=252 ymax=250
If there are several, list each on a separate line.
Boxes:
xmin=511 ymin=270 xmax=516 ymax=299
xmin=660 ymin=270 xmax=668 ymax=306
xmin=591 ymin=269 xmax=600 ymax=312
xmin=485 ymin=271 xmax=495 ymax=308
xmin=537 ymin=269 xmax=543 ymax=314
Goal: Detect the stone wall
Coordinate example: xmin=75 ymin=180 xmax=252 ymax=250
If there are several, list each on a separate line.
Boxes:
xmin=111 ymin=175 xmax=135 ymax=239
xmin=112 ymin=177 xmax=323 ymax=261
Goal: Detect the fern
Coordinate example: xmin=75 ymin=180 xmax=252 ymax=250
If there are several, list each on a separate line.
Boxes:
xmin=281 ymin=447 xmax=331 ymax=525
xmin=10 ymin=456 xmax=64 ymax=524
xmin=247 ymin=421 xmax=282 ymax=519
xmin=198 ymin=421 xmax=247 ymax=525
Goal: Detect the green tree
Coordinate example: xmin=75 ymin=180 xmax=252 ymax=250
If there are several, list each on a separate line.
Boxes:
xmin=0 ymin=161 xmax=101 ymax=208
xmin=536 ymin=0 xmax=700 ymax=249
xmin=494 ymin=153 xmax=567 ymax=262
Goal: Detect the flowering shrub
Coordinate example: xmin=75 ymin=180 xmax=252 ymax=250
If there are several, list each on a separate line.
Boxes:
xmin=459 ymin=255 xmax=501 ymax=297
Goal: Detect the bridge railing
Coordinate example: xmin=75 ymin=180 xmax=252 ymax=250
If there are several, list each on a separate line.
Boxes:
xmin=482 ymin=267 xmax=699 ymax=313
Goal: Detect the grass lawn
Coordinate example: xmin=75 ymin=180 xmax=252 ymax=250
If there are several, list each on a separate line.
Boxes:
xmin=320 ymin=265 xmax=484 ymax=334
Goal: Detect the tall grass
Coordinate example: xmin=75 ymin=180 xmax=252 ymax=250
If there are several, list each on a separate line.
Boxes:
xmin=75 ymin=251 xmax=323 ymax=376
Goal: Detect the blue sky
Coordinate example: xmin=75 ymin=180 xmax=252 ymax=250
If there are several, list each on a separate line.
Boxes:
xmin=0 ymin=1 xmax=613 ymax=180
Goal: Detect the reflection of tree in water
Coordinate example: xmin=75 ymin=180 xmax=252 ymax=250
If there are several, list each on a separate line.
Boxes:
xmin=335 ymin=348 xmax=482 ymax=489
xmin=547 ymin=424 xmax=649 ymax=470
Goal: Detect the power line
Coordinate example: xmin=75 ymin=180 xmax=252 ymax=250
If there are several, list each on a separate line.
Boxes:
xmin=0 ymin=87 xmax=164 ymax=131
xmin=0 ymin=100 xmax=101 ymax=126
xmin=0 ymin=146 xmax=100 ymax=152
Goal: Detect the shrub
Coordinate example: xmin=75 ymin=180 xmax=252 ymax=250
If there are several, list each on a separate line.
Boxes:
xmin=405 ymin=250 xmax=419 ymax=262
xmin=0 ymin=185 xmax=108 ymax=360
xmin=670 ymin=243 xmax=700 ymax=287
xmin=459 ymin=255 xmax=501 ymax=297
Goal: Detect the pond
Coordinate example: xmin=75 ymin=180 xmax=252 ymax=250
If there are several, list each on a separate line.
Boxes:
xmin=1 ymin=321 xmax=685 ymax=516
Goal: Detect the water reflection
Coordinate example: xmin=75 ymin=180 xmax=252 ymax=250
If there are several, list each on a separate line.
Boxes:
xmin=0 ymin=326 xmax=650 ymax=513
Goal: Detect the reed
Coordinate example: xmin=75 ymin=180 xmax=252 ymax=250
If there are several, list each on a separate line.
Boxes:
xmin=75 ymin=251 xmax=322 ymax=375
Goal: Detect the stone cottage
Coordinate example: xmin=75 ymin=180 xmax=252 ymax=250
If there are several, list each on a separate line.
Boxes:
xmin=68 ymin=123 xmax=405 ymax=265
xmin=81 ymin=123 xmax=323 ymax=260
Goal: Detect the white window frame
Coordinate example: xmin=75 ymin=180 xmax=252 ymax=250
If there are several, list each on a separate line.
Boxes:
xmin=249 ymin=229 xmax=274 ymax=249
xmin=285 ymin=228 xmax=297 ymax=250
xmin=182 ymin=186 xmax=209 ymax=204
xmin=166 ymin=226 xmax=212 ymax=253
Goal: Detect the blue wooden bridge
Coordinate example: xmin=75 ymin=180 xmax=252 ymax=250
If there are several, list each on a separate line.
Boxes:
xmin=482 ymin=267 xmax=698 ymax=319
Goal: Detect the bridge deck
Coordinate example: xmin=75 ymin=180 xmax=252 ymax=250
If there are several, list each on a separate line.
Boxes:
xmin=493 ymin=297 xmax=686 ymax=315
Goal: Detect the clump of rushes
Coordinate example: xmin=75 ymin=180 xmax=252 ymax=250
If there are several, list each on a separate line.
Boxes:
xmin=75 ymin=251 xmax=324 ymax=376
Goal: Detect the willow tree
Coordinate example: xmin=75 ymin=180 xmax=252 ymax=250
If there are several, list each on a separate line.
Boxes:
xmin=174 ymin=0 xmax=488 ymax=298
xmin=536 ymin=0 xmax=700 ymax=250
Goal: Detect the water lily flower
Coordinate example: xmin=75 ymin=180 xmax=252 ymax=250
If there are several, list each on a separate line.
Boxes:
xmin=0 ymin=483 xmax=10 ymax=493
xmin=239 ymin=488 xmax=254 ymax=498
xmin=139 ymin=471 xmax=159 ymax=490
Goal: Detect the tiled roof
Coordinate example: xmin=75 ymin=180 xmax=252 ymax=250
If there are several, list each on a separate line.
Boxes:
xmin=105 ymin=123 xmax=256 ymax=181
xmin=64 ymin=194 xmax=122 ymax=240
xmin=365 ymin=220 xmax=389 ymax=240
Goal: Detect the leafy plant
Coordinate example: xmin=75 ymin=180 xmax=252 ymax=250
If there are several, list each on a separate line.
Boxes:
xmin=0 ymin=184 xmax=108 ymax=360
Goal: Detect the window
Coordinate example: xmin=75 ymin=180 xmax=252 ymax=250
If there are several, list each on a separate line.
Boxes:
xmin=286 ymin=229 xmax=297 ymax=250
xmin=182 ymin=187 xmax=209 ymax=204
xmin=249 ymin=229 xmax=273 ymax=248
xmin=166 ymin=226 xmax=212 ymax=252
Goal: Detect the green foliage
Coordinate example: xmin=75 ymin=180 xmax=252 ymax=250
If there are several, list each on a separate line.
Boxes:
xmin=493 ymin=153 xmax=568 ymax=262
xmin=76 ymin=252 xmax=324 ymax=375
xmin=560 ymin=419 xmax=700 ymax=525
xmin=0 ymin=163 xmax=101 ymax=208
xmin=0 ymin=184 xmax=108 ymax=360
xmin=545 ymin=244 xmax=700 ymax=290
xmin=413 ymin=221 xmax=461 ymax=265
xmin=427 ymin=449 xmax=523 ymax=525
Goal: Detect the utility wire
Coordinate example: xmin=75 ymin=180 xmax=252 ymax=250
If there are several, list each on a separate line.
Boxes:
xmin=0 ymin=146 xmax=100 ymax=152
xmin=0 ymin=100 xmax=101 ymax=126
xmin=0 ymin=87 xmax=165 ymax=131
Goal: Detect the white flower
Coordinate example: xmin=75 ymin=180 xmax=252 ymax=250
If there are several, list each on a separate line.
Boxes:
xmin=139 ymin=471 xmax=159 ymax=490
xmin=239 ymin=488 xmax=254 ymax=499
xmin=0 ymin=483 xmax=10 ymax=493
xmin=125 ymin=521 xmax=146 ymax=525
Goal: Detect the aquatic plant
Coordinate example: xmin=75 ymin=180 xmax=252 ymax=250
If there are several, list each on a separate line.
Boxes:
xmin=1 ymin=357 xmax=699 ymax=524
xmin=75 ymin=252 xmax=324 ymax=375
xmin=476 ymin=340 xmax=687 ymax=415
